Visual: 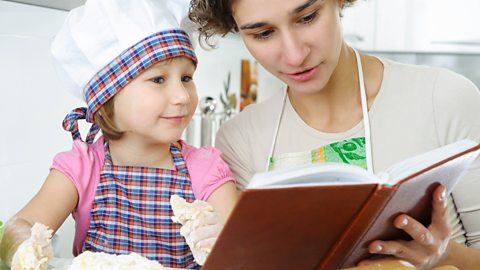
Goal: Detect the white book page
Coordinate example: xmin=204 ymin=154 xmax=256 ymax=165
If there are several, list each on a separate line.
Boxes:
xmin=247 ymin=139 xmax=478 ymax=189
xmin=248 ymin=162 xmax=380 ymax=189
xmin=383 ymin=139 xmax=478 ymax=185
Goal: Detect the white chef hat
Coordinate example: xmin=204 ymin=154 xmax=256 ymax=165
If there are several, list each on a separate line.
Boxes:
xmin=51 ymin=0 xmax=198 ymax=144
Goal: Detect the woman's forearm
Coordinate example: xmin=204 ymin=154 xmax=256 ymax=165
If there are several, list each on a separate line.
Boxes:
xmin=438 ymin=240 xmax=480 ymax=270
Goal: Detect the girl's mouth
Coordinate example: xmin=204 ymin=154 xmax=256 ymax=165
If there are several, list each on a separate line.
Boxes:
xmin=161 ymin=116 xmax=186 ymax=124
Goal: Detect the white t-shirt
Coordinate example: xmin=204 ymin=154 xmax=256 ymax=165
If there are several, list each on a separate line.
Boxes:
xmin=215 ymin=58 xmax=480 ymax=248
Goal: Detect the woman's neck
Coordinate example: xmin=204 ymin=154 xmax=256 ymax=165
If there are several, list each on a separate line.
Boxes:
xmin=107 ymin=137 xmax=176 ymax=169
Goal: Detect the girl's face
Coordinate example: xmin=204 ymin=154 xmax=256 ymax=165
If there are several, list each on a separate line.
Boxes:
xmin=232 ymin=0 xmax=344 ymax=94
xmin=113 ymin=57 xmax=197 ymax=145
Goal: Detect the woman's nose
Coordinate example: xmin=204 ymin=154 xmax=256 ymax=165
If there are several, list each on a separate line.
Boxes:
xmin=281 ymin=31 xmax=309 ymax=67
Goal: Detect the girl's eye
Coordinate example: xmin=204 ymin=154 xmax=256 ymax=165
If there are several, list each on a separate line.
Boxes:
xmin=182 ymin=75 xmax=193 ymax=82
xmin=299 ymin=11 xmax=318 ymax=24
xmin=151 ymin=76 xmax=165 ymax=84
xmin=252 ymin=29 xmax=274 ymax=40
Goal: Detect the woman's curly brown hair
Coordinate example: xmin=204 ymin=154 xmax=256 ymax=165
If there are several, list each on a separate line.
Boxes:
xmin=189 ymin=0 xmax=358 ymax=46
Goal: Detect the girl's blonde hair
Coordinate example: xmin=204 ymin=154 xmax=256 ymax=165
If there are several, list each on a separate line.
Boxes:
xmin=94 ymin=99 xmax=124 ymax=141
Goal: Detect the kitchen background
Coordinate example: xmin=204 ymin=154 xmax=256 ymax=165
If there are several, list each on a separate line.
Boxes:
xmin=1 ymin=0 xmax=479 ymax=258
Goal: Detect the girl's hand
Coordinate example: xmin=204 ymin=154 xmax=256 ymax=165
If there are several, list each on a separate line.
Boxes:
xmin=188 ymin=210 xmax=223 ymax=252
xmin=170 ymin=195 xmax=224 ymax=265
xmin=359 ymin=185 xmax=451 ymax=270
xmin=0 ymin=170 xmax=76 ymax=267
xmin=11 ymin=223 xmax=54 ymax=270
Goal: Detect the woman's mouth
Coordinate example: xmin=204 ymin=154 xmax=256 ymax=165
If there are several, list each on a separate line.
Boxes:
xmin=285 ymin=65 xmax=319 ymax=82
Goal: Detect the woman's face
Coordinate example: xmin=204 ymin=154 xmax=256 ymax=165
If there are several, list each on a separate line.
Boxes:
xmin=232 ymin=0 xmax=344 ymax=94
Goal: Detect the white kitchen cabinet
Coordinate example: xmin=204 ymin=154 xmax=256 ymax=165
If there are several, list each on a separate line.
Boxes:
xmin=343 ymin=0 xmax=480 ymax=53
xmin=341 ymin=0 xmax=376 ymax=51
xmin=420 ymin=0 xmax=480 ymax=53
xmin=374 ymin=0 xmax=418 ymax=52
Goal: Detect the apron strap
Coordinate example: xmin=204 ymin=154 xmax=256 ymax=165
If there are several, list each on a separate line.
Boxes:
xmin=62 ymin=107 xmax=100 ymax=144
xmin=265 ymin=88 xmax=288 ymax=172
xmin=170 ymin=143 xmax=189 ymax=174
xmin=353 ymin=49 xmax=374 ymax=174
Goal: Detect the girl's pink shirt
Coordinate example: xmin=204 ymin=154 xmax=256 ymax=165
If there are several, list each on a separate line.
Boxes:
xmin=50 ymin=137 xmax=234 ymax=256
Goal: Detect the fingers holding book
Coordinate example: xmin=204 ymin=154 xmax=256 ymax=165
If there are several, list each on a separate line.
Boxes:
xmin=363 ymin=185 xmax=451 ymax=269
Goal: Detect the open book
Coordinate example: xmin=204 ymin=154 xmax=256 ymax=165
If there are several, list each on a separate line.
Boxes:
xmin=249 ymin=139 xmax=477 ymax=189
xmin=202 ymin=139 xmax=480 ymax=270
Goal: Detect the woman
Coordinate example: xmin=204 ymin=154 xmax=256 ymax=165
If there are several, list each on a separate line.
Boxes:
xmin=189 ymin=0 xmax=480 ymax=269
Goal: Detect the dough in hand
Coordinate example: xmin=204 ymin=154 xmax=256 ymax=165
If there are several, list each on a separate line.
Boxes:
xmin=170 ymin=195 xmax=214 ymax=265
xmin=11 ymin=222 xmax=54 ymax=270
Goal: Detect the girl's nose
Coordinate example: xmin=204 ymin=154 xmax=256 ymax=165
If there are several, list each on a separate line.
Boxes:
xmin=171 ymin=81 xmax=192 ymax=105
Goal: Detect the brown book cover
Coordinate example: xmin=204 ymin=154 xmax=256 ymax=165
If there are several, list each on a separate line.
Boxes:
xmin=202 ymin=141 xmax=480 ymax=270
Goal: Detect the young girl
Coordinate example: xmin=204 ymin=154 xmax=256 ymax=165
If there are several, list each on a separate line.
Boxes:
xmin=0 ymin=0 xmax=237 ymax=269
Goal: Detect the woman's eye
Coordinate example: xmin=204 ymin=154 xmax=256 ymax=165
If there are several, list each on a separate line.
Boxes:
xmin=151 ymin=77 xmax=165 ymax=84
xmin=299 ymin=11 xmax=318 ymax=24
xmin=182 ymin=75 xmax=193 ymax=82
xmin=253 ymin=29 xmax=274 ymax=40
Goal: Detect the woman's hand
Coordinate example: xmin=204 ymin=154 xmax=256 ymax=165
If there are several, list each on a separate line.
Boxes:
xmin=359 ymin=185 xmax=451 ymax=270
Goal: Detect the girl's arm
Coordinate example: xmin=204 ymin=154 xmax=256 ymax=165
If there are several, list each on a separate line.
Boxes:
xmin=0 ymin=169 xmax=78 ymax=266
xmin=184 ymin=180 xmax=238 ymax=256
xmin=206 ymin=181 xmax=238 ymax=221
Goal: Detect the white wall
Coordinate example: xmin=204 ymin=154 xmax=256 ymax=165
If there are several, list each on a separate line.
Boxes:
xmin=0 ymin=0 xmax=283 ymax=258
xmin=0 ymin=0 xmax=81 ymax=258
